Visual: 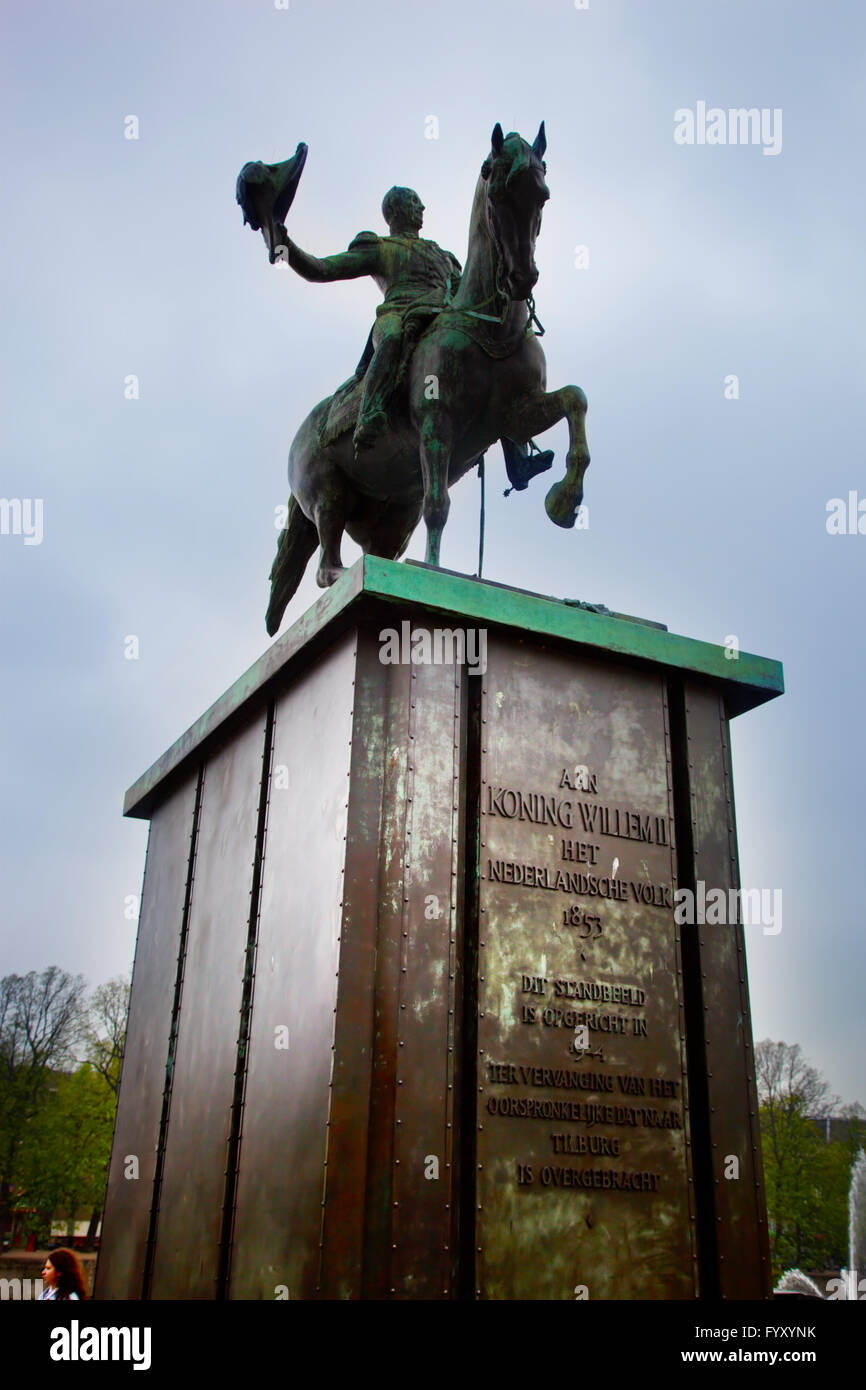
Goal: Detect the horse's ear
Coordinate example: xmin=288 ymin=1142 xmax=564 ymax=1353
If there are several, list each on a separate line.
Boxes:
xmin=491 ymin=123 xmax=505 ymax=156
xmin=532 ymin=121 xmax=547 ymax=159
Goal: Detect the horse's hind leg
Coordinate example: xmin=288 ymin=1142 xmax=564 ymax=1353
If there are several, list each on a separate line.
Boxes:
xmin=299 ymin=458 xmax=354 ymax=588
xmin=313 ymin=484 xmax=351 ymax=587
xmin=503 ymin=385 xmax=589 ymax=529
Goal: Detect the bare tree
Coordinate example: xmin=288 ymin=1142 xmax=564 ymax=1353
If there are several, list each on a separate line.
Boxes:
xmin=756 ymin=1038 xmax=837 ymax=1148
xmin=81 ymin=976 xmax=130 ymax=1096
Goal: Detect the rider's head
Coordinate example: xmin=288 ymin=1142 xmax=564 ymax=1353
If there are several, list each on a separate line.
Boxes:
xmin=382 ymin=186 xmax=424 ymax=235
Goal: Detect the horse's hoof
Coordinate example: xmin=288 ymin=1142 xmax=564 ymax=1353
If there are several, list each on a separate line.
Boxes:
xmin=316 ymin=563 xmax=345 ymax=588
xmin=545 ymin=480 xmax=580 ymax=529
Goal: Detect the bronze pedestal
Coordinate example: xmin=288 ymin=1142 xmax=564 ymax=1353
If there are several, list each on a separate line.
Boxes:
xmin=96 ymin=558 xmax=782 ymax=1300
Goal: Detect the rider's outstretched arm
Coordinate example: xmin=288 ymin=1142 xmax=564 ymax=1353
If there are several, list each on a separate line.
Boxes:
xmin=272 ymin=224 xmax=378 ymax=283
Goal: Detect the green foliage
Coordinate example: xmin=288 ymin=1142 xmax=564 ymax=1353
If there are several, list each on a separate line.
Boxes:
xmin=757 ymin=1039 xmax=866 ymax=1281
xmin=0 ymin=967 xmax=86 ymax=1239
xmin=15 ymin=1065 xmax=116 ymax=1231
xmin=0 ymin=967 xmax=128 ymax=1243
xmin=760 ymin=1108 xmax=845 ymax=1274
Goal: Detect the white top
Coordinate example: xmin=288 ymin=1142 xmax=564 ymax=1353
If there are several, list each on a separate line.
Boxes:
xmin=40 ymin=1287 xmax=80 ymax=1300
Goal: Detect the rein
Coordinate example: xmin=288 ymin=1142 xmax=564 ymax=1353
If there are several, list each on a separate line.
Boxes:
xmin=442 ymin=200 xmax=544 ymax=334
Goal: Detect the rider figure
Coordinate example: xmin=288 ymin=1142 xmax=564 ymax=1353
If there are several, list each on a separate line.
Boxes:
xmin=273 ymin=188 xmax=552 ymax=486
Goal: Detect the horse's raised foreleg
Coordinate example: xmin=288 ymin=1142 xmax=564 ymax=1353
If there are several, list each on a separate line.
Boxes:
xmin=418 ymin=415 xmax=452 ymax=566
xmin=503 ymin=385 xmax=589 ymax=528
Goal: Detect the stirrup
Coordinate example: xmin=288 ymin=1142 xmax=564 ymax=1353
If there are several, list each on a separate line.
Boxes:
xmin=503 ymin=443 xmax=555 ymax=495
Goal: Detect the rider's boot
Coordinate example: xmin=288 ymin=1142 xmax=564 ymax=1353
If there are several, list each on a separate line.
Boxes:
xmin=353 ymin=407 xmax=389 ymax=452
xmin=501 ymin=438 xmax=555 ymax=492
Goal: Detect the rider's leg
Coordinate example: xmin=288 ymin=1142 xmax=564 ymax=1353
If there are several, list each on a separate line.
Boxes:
xmin=354 ymin=313 xmax=403 ymax=451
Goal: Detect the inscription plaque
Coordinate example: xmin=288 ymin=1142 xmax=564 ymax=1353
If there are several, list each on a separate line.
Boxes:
xmin=476 ymin=635 xmax=698 ymax=1300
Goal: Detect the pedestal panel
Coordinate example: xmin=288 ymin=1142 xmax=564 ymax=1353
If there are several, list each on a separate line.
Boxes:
xmin=94 ymin=773 xmax=199 ymax=1299
xmin=149 ymin=715 xmax=267 ymax=1299
xmin=228 ymin=635 xmax=355 ymax=1299
xmin=475 ymin=636 xmax=697 ymax=1300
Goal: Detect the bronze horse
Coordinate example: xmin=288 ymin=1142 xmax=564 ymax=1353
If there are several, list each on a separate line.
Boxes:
xmin=266 ymin=123 xmax=590 ymax=636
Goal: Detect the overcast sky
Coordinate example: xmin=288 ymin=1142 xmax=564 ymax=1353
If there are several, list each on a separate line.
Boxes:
xmin=1 ymin=0 xmax=864 ymax=1106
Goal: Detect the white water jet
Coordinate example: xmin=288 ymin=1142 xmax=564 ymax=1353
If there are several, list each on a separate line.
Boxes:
xmin=847 ymin=1148 xmax=866 ymax=1301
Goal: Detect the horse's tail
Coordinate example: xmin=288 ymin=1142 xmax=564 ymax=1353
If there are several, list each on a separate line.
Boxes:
xmin=265 ymin=495 xmax=318 ymax=636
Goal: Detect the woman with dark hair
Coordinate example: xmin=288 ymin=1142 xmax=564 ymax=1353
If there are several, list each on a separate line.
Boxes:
xmin=40 ymin=1248 xmax=87 ymax=1300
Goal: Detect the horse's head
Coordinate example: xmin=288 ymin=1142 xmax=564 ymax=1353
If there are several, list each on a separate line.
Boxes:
xmin=481 ymin=122 xmax=549 ymax=302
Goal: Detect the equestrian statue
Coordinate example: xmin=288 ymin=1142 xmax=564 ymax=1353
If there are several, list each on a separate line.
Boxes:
xmin=236 ymin=123 xmax=590 ymax=636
